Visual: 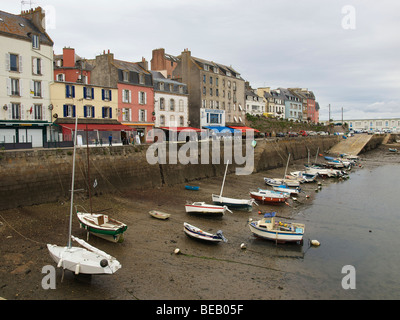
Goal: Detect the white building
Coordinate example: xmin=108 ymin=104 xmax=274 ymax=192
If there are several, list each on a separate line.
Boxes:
xmin=345 ymin=118 xmax=400 ymax=133
xmin=151 ymin=71 xmax=189 ymax=128
xmin=245 ymin=87 xmax=264 ymax=116
xmin=0 ymin=7 xmax=54 ymax=148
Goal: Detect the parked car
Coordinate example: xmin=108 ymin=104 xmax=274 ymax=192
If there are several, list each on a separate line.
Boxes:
xmin=288 ymin=132 xmax=298 ymax=137
xmin=276 ymin=132 xmax=286 ymax=137
xmin=299 ymin=130 xmax=308 ymax=136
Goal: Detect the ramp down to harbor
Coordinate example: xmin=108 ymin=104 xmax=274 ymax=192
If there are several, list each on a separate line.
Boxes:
xmin=329 ymin=134 xmax=383 ymax=155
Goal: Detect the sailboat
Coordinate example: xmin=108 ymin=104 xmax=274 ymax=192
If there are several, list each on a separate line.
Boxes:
xmin=212 ymin=161 xmax=256 ymax=210
xmin=47 ymin=117 xmax=121 ymax=277
xmin=76 ymin=124 xmax=127 ymax=243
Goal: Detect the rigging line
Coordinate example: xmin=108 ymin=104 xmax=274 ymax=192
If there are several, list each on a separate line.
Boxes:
xmin=0 ymin=213 xmax=46 ymax=245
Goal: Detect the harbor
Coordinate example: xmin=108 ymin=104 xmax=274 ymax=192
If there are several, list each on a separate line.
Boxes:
xmin=1 ymin=141 xmax=399 ymax=300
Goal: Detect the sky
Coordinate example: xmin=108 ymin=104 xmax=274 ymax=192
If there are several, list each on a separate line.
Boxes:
xmin=2 ymin=0 xmax=400 ymax=121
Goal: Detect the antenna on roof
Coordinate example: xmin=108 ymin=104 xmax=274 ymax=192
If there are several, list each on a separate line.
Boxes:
xmin=21 ymin=0 xmax=35 ymax=11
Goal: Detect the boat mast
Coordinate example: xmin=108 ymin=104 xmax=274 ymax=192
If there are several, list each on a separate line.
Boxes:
xmin=67 ymin=116 xmax=78 ymax=248
xmin=283 ymin=153 xmax=290 ymax=179
xmin=219 ymin=160 xmax=229 ymax=198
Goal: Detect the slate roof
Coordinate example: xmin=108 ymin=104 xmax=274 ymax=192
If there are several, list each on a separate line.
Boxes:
xmin=0 ymin=9 xmax=53 ymax=46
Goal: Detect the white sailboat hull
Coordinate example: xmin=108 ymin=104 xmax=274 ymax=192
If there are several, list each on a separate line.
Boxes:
xmin=47 ymin=243 xmax=121 ymax=275
xmin=212 ymin=194 xmax=254 ymax=209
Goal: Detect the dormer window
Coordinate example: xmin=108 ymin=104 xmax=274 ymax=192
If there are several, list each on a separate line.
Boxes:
xmin=32 ymin=34 xmax=40 ymax=49
xmin=204 ymin=65 xmax=209 ymax=71
xmin=213 ymin=67 xmax=219 ymax=74
xmin=122 ymin=70 xmax=129 ymax=82
xmin=139 ymin=73 xmax=145 ymax=84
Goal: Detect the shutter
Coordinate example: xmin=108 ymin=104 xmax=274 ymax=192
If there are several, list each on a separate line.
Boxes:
xmin=91 ymin=88 xmax=94 ymax=99
xmin=66 ymin=85 xmax=70 ymax=98
xmin=92 ymin=106 xmax=95 ymax=118
xmin=40 ymin=59 xmax=43 ymax=75
xmin=102 ymin=89 xmax=105 ymax=101
xmin=6 ymin=78 xmax=11 ymax=96
xmin=32 ymin=58 xmax=37 ymax=75
xmin=8 ymin=104 xmax=12 ymax=120
xmin=20 ymin=80 xmax=23 ymax=97
xmin=72 ymin=105 xmax=76 ymax=118
xmin=21 ymin=104 xmax=25 ymax=120
xmin=30 ymin=81 xmax=34 ymax=97
xmin=109 ymin=90 xmax=112 ymax=101
xmin=19 ymin=55 xmax=23 ymax=72
xmin=72 ymin=86 xmax=75 ymax=98
xmin=63 ymin=105 xmax=67 ymax=117
xmin=102 ymin=107 xmax=105 ymax=118
xmin=41 ymin=82 xmax=45 ymax=99
xmin=122 ymin=90 xmax=126 ymax=103
xmin=129 ymin=90 xmax=132 ymax=103
xmin=30 ymin=105 xmax=35 ymax=120
xmin=144 ymin=92 xmax=147 ymax=105
xmin=84 ymin=105 xmax=87 ymax=117
xmin=129 ymin=108 xmax=132 ymax=121
xmin=83 ymin=87 xmax=87 ymax=99
xmin=109 ymin=107 xmax=112 ymax=119
xmin=42 ymin=104 xmax=46 ymax=121
xmin=5 ymin=53 xmax=10 ymax=71
xmin=145 ymin=110 xmax=147 ymax=122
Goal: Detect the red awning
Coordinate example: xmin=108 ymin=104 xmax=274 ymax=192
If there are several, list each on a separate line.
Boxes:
xmin=161 ymin=127 xmax=204 ymax=132
xmin=58 ymin=123 xmax=135 ymax=131
xmin=228 ymin=126 xmax=260 ymax=133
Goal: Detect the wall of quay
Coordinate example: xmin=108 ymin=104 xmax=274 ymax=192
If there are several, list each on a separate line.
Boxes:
xmin=0 ymin=136 xmax=341 ymax=210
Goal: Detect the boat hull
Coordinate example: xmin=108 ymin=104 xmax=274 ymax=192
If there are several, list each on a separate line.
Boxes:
xmin=185 ymin=203 xmax=226 ymax=215
xmin=183 ymin=223 xmax=225 ymax=243
xmin=249 ymin=222 xmax=304 ymax=243
xmin=47 ymin=244 xmax=121 ymax=274
xmin=77 ymin=212 xmax=128 ymax=243
xmin=249 ymin=191 xmax=288 ymax=204
xmin=149 ymin=210 xmax=171 ymax=220
xmin=212 ymin=194 xmax=253 ymax=210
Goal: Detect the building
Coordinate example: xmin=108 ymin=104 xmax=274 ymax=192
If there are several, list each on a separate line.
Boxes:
xmin=54 ymin=47 xmax=92 ymax=84
xmin=151 ymin=48 xmax=179 ymax=80
xmin=289 ymin=88 xmax=318 ymax=123
xmin=150 ymin=71 xmax=189 ymax=128
xmin=245 ymin=82 xmax=265 ymax=116
xmin=345 ymin=118 xmax=400 ymax=132
xmin=90 ymin=51 xmax=155 ymax=142
xmin=152 ymin=48 xmax=246 ymax=128
xmin=49 ymin=81 xmax=132 ymax=145
xmin=265 ymin=89 xmax=286 ymax=119
xmin=0 ymin=7 xmax=54 ymax=148
xmin=279 ymin=88 xmax=302 ymax=121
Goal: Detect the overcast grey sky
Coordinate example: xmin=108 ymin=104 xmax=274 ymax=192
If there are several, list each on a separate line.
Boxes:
xmin=3 ymin=0 xmax=400 ymax=121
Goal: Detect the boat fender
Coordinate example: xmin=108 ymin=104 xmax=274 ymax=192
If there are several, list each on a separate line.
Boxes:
xmin=240 ymin=243 xmax=247 ymax=250
xmin=100 ymin=259 xmax=108 ymax=267
xmin=310 ymin=240 xmax=320 ymax=246
xmin=174 ymin=248 xmax=181 ymax=255
xmin=75 ymin=263 xmax=80 ymax=275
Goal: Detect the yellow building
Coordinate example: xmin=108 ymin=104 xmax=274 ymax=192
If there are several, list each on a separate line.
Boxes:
xmin=50 ymin=81 xmax=133 ymax=146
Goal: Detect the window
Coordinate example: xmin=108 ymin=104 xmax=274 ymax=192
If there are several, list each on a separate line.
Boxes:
xmin=216 ymin=89 xmax=219 ymax=97
xmin=233 ymin=82 xmax=236 ymax=91
xmin=203 ymin=75 xmax=206 ymax=83
xmin=33 ymin=104 xmax=42 ymax=120
xmin=178 ymin=85 xmax=183 ymax=94
xmin=84 ymin=87 xmax=94 ymax=99
xmin=139 ymin=109 xmax=146 ymax=122
xmin=102 ymin=107 xmax=112 ymax=119
xmin=32 ymin=58 xmax=41 ymax=75
xmin=210 ymin=113 xmax=220 ymax=124
xmin=169 ymin=99 xmax=175 ymax=111
xmin=180 ymin=116 xmax=184 ymax=126
xmin=10 ymin=78 xmax=20 ymax=96
xmin=169 ymin=84 xmax=173 ymax=92
xmin=84 ymin=105 xmax=95 ymax=118
xmin=122 ymin=108 xmax=131 ymax=121
xmin=57 ymin=74 xmax=65 ymax=81
xmin=139 ymin=92 xmax=146 ymax=104
xmin=63 ymin=105 xmax=76 ymax=118
xmin=210 ymin=88 xmax=213 ymax=96
xmin=214 ymin=67 xmax=219 ymax=74
xmin=10 ymin=54 xmax=19 ymax=72
xmin=139 ymin=73 xmax=145 ymax=84
xmin=32 ymin=81 xmax=41 ymax=97
xmin=160 ymin=98 xmax=165 ymax=110
xmin=170 ymin=115 xmax=175 ymax=125
xmin=160 ymin=115 xmax=165 ymax=126
xmin=204 ymin=65 xmax=209 ymax=71
xmin=32 ymin=34 xmax=40 ymax=49
xmin=216 ymin=78 xmax=219 ymax=86
xmin=210 ymin=77 xmax=213 ymax=85
xmin=122 ymin=89 xmax=131 ymax=103
xmin=159 ymin=82 xmax=164 ymax=91
xmin=123 ymin=71 xmax=129 ymax=82
xmin=66 ymin=85 xmax=75 ymax=98
xmin=11 ymin=103 xmax=21 ymax=120
xmin=203 ymin=86 xmax=206 ymax=95
xmin=179 ymin=100 xmax=184 ymax=112
xmin=102 ymin=89 xmax=112 ymax=101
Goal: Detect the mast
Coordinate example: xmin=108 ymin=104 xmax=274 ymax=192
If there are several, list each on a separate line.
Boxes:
xmin=284 ymin=153 xmax=290 ymax=179
xmin=219 ymin=160 xmax=229 ymax=198
xmin=86 ymin=124 xmax=92 ymax=214
xmin=67 ymin=116 xmax=78 ymax=248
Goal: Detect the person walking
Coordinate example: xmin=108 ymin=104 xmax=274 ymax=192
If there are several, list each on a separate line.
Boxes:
xmin=108 ymin=134 xmax=112 ymax=146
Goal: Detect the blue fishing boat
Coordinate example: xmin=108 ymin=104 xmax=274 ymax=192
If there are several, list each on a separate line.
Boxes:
xmin=185 ymin=185 xmax=200 ymax=191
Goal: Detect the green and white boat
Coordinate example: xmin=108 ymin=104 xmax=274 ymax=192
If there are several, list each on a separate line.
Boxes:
xmin=77 ymin=212 xmax=128 ymax=243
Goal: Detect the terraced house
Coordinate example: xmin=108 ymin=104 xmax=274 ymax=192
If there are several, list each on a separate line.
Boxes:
xmin=0 ymin=7 xmax=54 ymax=148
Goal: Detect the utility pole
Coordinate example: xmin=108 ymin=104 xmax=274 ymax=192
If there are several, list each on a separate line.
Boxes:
xmin=328 ymin=104 xmax=331 ymax=124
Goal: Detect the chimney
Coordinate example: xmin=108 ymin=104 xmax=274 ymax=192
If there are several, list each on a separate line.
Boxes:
xmin=63 ymin=47 xmax=76 ymax=68
xmin=20 ymin=7 xmax=46 ymax=33
xmin=137 ymin=57 xmax=148 ymax=70
xmin=151 ymin=48 xmax=166 ymax=70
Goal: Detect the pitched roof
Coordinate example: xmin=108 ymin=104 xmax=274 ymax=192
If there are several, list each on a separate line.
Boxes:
xmin=0 ymin=9 xmax=53 ymax=46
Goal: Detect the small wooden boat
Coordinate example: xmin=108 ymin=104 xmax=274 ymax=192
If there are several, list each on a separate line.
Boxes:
xmin=248 ymin=212 xmax=305 ymax=244
xmin=264 ymin=177 xmax=300 ymax=187
xmin=77 ymin=212 xmax=128 ymax=243
xmin=185 ymin=202 xmax=232 ymax=215
xmin=183 ymin=222 xmax=227 ymax=243
xmin=185 ymin=185 xmax=200 ymax=191
xmin=389 ymin=148 xmax=397 ymax=152
xmin=272 ymin=185 xmax=300 ymax=196
xmin=288 ymin=171 xmax=317 ymax=183
xmin=249 ymin=189 xmax=289 ymax=204
xmin=149 ymin=210 xmax=171 ymax=220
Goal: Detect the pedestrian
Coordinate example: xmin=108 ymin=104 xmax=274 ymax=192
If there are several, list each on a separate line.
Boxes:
xmin=108 ymin=134 xmax=112 ymax=146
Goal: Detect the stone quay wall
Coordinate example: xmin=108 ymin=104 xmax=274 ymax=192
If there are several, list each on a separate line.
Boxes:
xmin=0 ymin=136 xmax=341 ymax=210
